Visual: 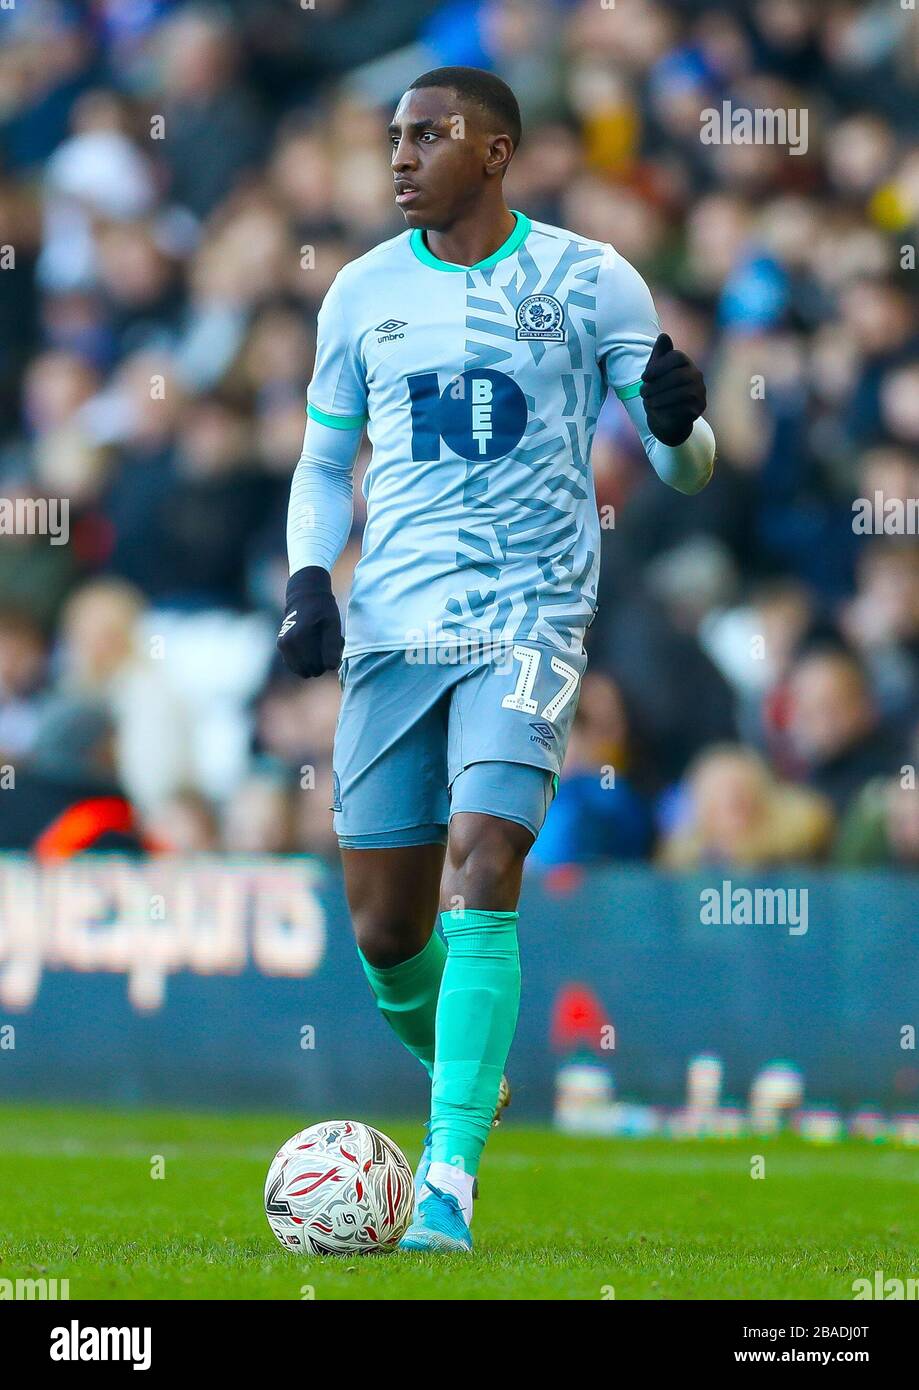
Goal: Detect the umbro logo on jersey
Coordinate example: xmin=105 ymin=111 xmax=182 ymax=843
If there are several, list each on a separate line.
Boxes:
xmin=278 ymin=612 xmax=297 ymax=638
xmin=529 ymin=720 xmax=556 ymax=744
xmin=376 ymin=318 xmax=407 ymax=342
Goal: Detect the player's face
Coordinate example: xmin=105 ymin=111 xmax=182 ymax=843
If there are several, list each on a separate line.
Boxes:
xmin=389 ymin=88 xmax=494 ymax=230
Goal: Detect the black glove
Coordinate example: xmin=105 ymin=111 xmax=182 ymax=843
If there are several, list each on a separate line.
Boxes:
xmin=277 ymin=566 xmax=343 ymax=678
xmin=640 ymin=333 xmax=707 ymax=447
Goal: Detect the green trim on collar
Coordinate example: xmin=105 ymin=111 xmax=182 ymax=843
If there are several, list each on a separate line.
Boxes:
xmin=307 ymin=402 xmax=367 ymax=429
xmin=409 ymin=211 xmax=532 ymax=272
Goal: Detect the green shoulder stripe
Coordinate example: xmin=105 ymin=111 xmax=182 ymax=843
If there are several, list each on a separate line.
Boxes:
xmin=307 ymin=403 xmax=367 ymax=430
xmin=615 ymin=381 xmax=643 ymax=401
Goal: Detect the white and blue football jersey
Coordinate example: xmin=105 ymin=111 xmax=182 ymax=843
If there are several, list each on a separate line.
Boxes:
xmin=304 ymin=211 xmax=662 ymax=658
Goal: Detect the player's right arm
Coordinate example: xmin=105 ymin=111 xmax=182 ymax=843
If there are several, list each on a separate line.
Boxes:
xmin=279 ymin=274 xmax=367 ymax=678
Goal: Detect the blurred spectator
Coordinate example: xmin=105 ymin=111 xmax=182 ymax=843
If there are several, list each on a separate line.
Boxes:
xmin=58 ymin=578 xmax=192 ymax=811
xmin=154 ymin=7 xmax=267 ymax=220
xmin=659 ymin=744 xmax=834 ymax=869
xmin=590 ymin=583 xmax=738 ymax=787
xmin=111 ymin=392 xmax=275 ymax=607
xmin=531 ymin=673 xmax=654 ymax=867
xmin=0 ymin=695 xmax=145 ymax=858
xmin=291 ymin=763 xmax=341 ymax=860
xmin=253 ymin=670 xmax=340 ymax=774
xmin=222 ymin=774 xmax=295 ymax=854
xmin=0 ymin=608 xmax=50 ymax=762
xmin=833 ymin=773 xmax=919 ymax=870
xmin=784 ymin=649 xmax=907 ymax=814
xmin=0 ymin=484 xmax=80 ymax=632
xmin=842 ymin=540 xmax=919 ymax=722
xmin=144 ymin=788 xmax=221 ymax=853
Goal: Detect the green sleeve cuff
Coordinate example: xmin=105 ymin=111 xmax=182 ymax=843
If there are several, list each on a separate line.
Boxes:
xmin=615 ymin=380 xmax=643 ymax=401
xmin=306 ymin=402 xmax=367 ymax=430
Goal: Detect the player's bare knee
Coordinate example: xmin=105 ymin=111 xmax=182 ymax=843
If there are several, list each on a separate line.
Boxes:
xmin=352 ymin=913 xmax=430 ymax=969
xmin=444 ymin=816 xmax=530 ymax=908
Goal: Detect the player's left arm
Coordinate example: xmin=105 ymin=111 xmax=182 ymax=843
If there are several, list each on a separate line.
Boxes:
xmin=597 ymin=248 xmax=715 ymax=495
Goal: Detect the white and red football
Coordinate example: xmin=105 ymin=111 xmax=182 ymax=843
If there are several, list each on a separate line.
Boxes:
xmin=265 ymin=1119 xmax=415 ymax=1255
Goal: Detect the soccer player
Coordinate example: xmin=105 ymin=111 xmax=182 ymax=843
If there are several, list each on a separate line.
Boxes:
xmin=279 ymin=67 xmax=714 ymax=1251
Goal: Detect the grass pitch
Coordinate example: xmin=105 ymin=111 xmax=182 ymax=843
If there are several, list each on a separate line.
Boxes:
xmin=1 ymin=1104 xmax=916 ymax=1300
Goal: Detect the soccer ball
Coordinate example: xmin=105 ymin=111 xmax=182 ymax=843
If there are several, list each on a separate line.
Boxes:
xmin=264 ymin=1119 xmax=415 ymax=1255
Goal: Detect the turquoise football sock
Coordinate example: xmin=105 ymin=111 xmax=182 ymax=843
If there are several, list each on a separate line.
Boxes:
xmin=430 ymin=908 xmax=521 ymax=1177
xmin=358 ymin=931 xmax=446 ymax=1077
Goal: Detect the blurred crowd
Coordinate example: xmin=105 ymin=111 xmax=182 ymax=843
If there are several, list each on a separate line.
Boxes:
xmin=0 ymin=0 xmax=916 ymax=869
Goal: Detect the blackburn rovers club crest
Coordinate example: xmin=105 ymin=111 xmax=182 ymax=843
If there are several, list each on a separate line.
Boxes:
xmin=516 ymin=294 xmax=565 ymax=341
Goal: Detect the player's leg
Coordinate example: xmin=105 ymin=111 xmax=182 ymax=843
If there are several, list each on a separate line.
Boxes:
xmin=342 ymin=843 xmax=445 ymax=1077
xmin=343 ymin=839 xmax=510 ymax=1202
xmin=401 ymin=764 xmax=553 ymax=1251
xmin=333 ymin=650 xmax=454 ymax=1083
xmin=402 ymin=642 xmax=583 ymax=1251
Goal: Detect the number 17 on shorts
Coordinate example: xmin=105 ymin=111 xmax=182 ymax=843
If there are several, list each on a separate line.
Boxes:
xmin=449 ymin=641 xmax=587 ymax=779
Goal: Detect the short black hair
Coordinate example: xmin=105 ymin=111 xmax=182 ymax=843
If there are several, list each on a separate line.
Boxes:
xmin=406 ymin=66 xmax=522 ymax=150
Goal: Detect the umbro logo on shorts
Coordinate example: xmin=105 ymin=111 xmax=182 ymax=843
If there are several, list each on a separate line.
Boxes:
xmin=529 ymin=720 xmax=557 ymax=751
xmin=529 ymin=721 xmax=556 ymax=741
xmin=376 ymin=318 xmax=407 ymax=342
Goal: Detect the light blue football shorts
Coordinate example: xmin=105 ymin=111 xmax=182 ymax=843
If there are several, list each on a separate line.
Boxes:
xmin=332 ymin=641 xmax=587 ymax=848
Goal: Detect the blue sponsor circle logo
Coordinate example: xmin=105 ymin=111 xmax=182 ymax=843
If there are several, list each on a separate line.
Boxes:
xmin=408 ymin=368 xmax=527 ymax=462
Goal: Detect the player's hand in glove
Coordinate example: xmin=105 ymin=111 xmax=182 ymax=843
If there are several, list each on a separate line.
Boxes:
xmin=640 ymin=333 xmax=707 ymax=447
xmin=277 ymin=566 xmax=344 ymax=678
